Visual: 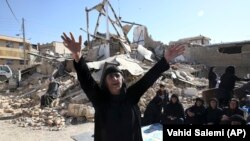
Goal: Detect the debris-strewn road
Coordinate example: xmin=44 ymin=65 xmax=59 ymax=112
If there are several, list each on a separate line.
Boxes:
xmin=0 ymin=120 xmax=94 ymax=141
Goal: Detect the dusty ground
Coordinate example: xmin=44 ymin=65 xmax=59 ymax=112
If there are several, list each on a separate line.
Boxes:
xmin=0 ymin=120 xmax=94 ymax=141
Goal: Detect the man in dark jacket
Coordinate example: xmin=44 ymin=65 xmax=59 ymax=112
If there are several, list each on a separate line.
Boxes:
xmin=61 ymin=32 xmax=185 ymax=141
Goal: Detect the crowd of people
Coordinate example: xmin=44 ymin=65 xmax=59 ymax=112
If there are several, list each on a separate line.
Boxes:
xmin=142 ymin=87 xmax=248 ymax=126
xmin=142 ymin=66 xmax=250 ymax=126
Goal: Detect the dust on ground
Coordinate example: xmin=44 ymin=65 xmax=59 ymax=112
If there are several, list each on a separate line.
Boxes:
xmin=0 ymin=120 xmax=94 ymax=141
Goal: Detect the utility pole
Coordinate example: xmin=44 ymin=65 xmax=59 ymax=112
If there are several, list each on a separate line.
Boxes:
xmin=22 ymin=18 xmax=26 ymax=67
xmin=85 ymin=7 xmax=90 ymax=49
xmin=105 ymin=0 xmax=110 ymax=58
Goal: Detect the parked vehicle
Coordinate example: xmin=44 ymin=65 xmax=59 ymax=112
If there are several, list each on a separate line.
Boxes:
xmin=0 ymin=65 xmax=13 ymax=82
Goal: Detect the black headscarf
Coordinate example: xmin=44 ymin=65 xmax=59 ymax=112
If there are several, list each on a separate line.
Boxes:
xmin=100 ymin=66 xmax=127 ymax=101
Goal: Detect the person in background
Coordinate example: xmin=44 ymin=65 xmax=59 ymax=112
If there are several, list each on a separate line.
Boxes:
xmin=40 ymin=77 xmax=60 ymax=108
xmin=163 ymin=94 xmax=185 ymax=124
xmin=142 ymin=83 xmax=169 ymax=126
xmin=185 ymin=98 xmax=206 ymax=125
xmin=156 ymin=83 xmax=169 ymax=106
xmin=208 ymin=66 xmax=218 ymax=88
xmin=17 ymin=68 xmax=21 ymax=87
xmin=219 ymin=66 xmax=250 ymax=107
xmin=220 ymin=98 xmax=244 ymax=124
xmin=61 ymin=32 xmax=185 ymax=141
xmin=229 ymin=114 xmax=246 ymax=125
xmin=205 ymin=98 xmax=223 ymax=125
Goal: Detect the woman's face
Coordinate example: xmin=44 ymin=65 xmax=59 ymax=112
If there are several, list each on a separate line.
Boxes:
xmin=229 ymin=101 xmax=237 ymax=109
xmin=210 ymin=100 xmax=217 ymax=109
xmin=105 ymin=72 xmax=123 ymax=95
xmin=171 ymin=97 xmax=177 ymax=103
xmin=196 ymin=100 xmax=203 ymax=107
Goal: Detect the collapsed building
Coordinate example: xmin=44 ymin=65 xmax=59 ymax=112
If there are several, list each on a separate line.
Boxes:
xmin=170 ymin=35 xmax=250 ymax=78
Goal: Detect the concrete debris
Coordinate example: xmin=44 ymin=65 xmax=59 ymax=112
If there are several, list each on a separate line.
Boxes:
xmin=67 ymin=104 xmax=95 ymax=121
xmin=1 ymin=48 xmax=214 ymax=131
xmin=3 ymin=6 xmax=242 ymax=130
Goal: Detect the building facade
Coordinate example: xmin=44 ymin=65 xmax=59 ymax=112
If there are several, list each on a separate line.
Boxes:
xmin=0 ymin=35 xmax=31 ymax=70
xmin=38 ymin=41 xmax=71 ymax=57
xmin=169 ymin=35 xmax=211 ymax=46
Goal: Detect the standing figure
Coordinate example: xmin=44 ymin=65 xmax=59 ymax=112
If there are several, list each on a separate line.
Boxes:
xmin=219 ymin=66 xmax=250 ymax=106
xmin=208 ymin=67 xmax=217 ymax=88
xmin=17 ymin=68 xmax=21 ymax=87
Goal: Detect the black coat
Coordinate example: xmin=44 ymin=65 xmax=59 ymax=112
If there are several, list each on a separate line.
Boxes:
xmin=156 ymin=90 xmax=169 ymax=105
xmin=219 ymin=69 xmax=250 ymax=92
xmin=74 ymin=57 xmax=169 ymax=141
xmin=185 ymin=105 xmax=206 ymax=124
xmin=143 ymin=92 xmax=168 ymax=125
xmin=205 ymin=107 xmax=223 ymax=124
xmin=219 ymin=73 xmax=241 ymax=92
xmin=163 ymin=102 xmax=185 ymax=120
xmin=208 ymin=71 xmax=217 ymax=88
xmin=222 ymin=107 xmax=244 ymax=117
xmin=46 ymin=81 xmax=60 ymax=98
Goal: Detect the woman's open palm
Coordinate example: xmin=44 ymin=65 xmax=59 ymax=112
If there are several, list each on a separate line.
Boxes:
xmin=61 ymin=32 xmax=82 ymax=61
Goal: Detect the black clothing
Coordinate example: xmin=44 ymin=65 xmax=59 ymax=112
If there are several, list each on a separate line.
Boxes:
xmin=219 ymin=74 xmax=241 ymax=92
xmin=220 ymin=107 xmax=244 ymax=124
xmin=46 ymin=81 xmax=60 ymax=98
xmin=40 ymin=81 xmax=59 ymax=107
xmin=222 ymin=107 xmax=244 ymax=117
xmin=142 ymin=91 xmax=168 ymax=126
xmin=208 ymin=70 xmax=217 ymax=88
xmin=185 ymin=105 xmax=206 ymax=125
xmin=230 ymin=114 xmax=246 ymax=125
xmin=156 ymin=90 xmax=169 ymax=106
xmin=74 ymin=57 xmax=169 ymax=141
xmin=205 ymin=107 xmax=223 ymax=124
xmin=219 ymin=71 xmax=250 ymax=106
xmin=40 ymin=95 xmax=54 ymax=107
xmin=163 ymin=95 xmax=184 ymax=125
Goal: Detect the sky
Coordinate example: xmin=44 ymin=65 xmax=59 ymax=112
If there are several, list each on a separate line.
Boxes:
xmin=1 ymin=0 xmax=250 ymax=44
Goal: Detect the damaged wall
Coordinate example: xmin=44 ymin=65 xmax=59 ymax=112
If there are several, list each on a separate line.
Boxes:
xmin=183 ymin=42 xmax=250 ymax=77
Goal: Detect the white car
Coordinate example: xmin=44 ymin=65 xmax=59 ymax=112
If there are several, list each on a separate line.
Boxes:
xmin=0 ymin=65 xmax=13 ymax=80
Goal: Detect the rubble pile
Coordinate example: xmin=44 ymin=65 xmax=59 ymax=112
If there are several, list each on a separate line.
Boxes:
xmin=0 ymin=67 xmax=96 ymax=131
xmin=12 ymin=107 xmax=66 ymax=131
xmin=138 ymin=75 xmax=202 ymax=113
xmin=67 ymin=103 xmax=95 ymax=122
xmin=0 ymin=90 xmax=96 ymax=131
xmin=0 ymin=96 xmax=36 ymax=115
xmin=0 ymin=17 xmax=212 ymax=130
